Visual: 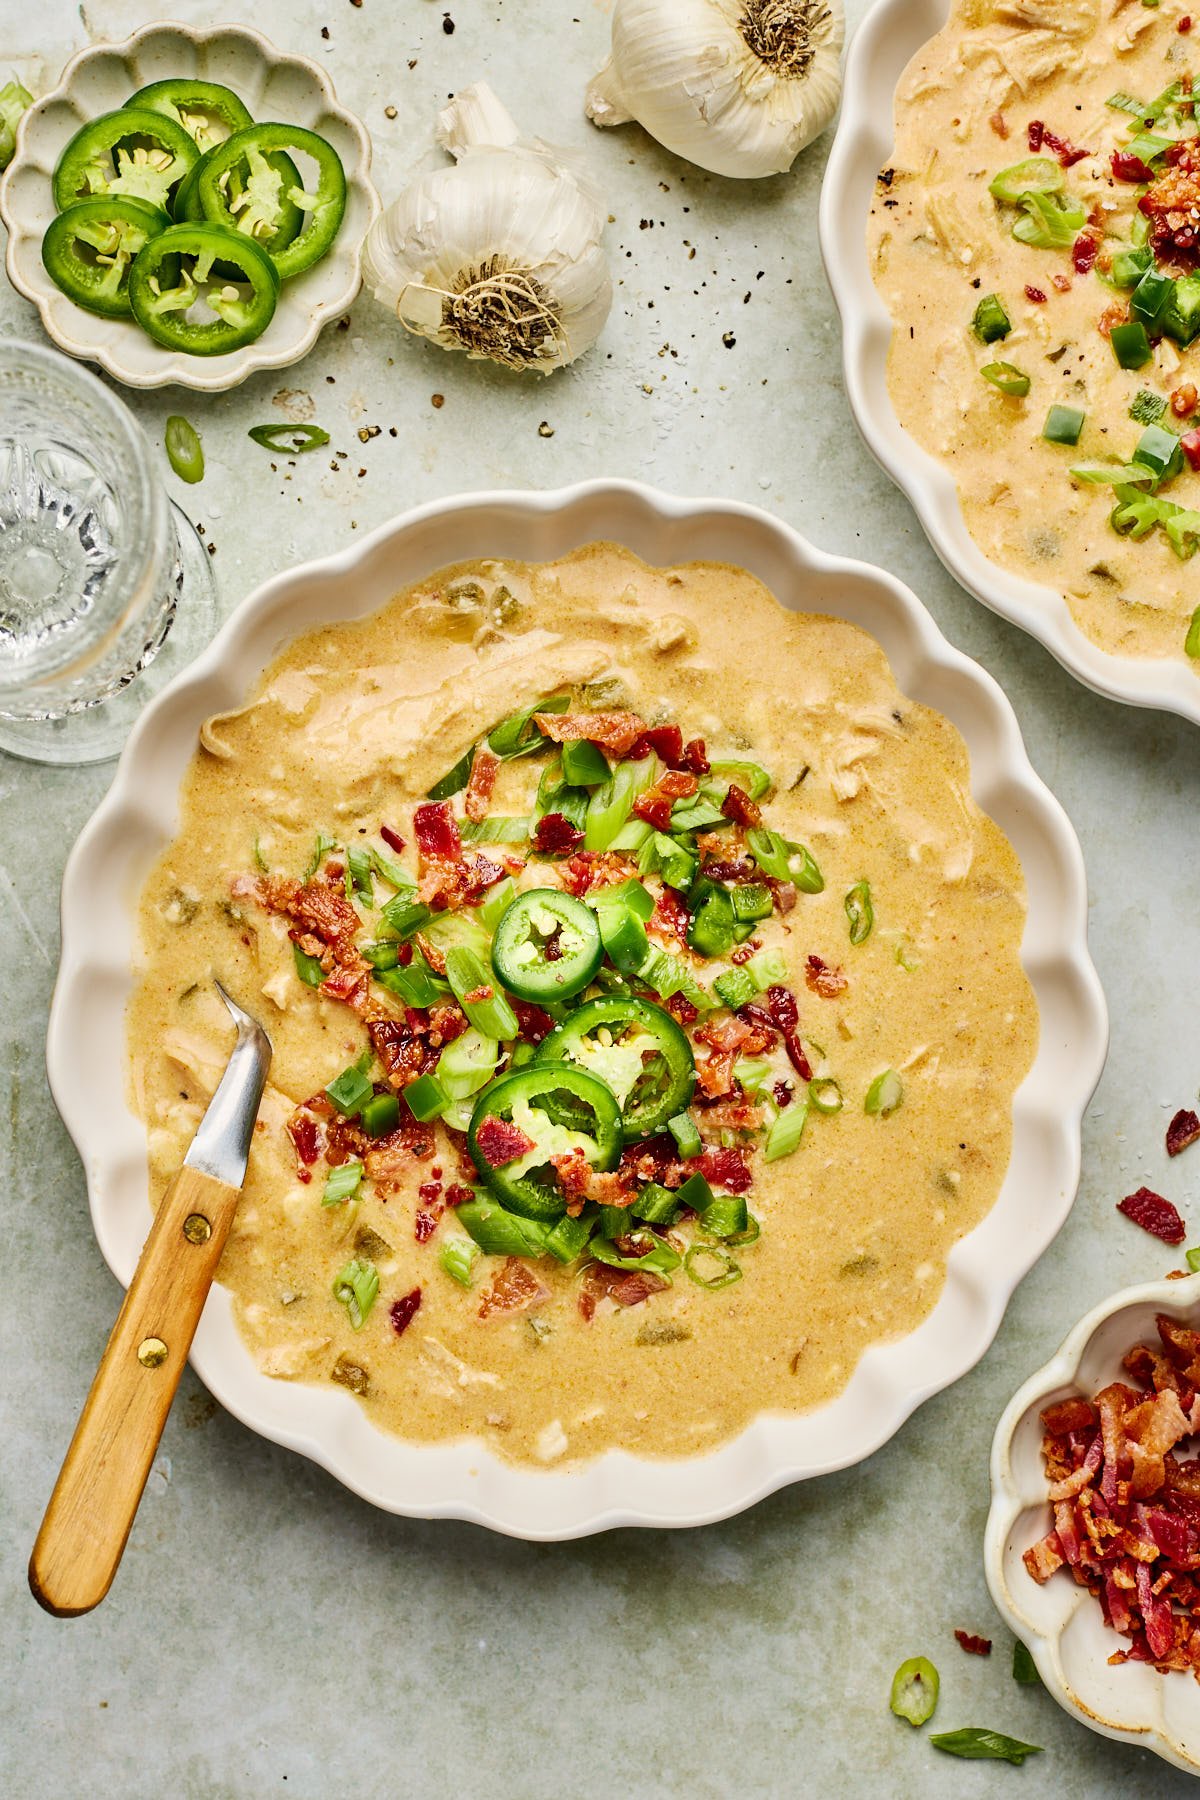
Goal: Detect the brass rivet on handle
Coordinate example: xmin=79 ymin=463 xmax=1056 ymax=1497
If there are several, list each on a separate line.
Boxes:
xmin=137 ymin=1338 xmax=168 ymax=1369
xmin=182 ymin=1213 xmax=212 ymax=1244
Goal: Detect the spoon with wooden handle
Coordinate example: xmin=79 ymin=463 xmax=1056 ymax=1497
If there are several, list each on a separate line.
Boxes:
xmin=29 ymin=980 xmax=272 ymax=1617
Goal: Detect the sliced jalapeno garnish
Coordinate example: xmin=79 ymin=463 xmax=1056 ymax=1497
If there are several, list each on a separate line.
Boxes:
xmin=127 ymin=222 xmax=279 ymax=356
xmin=53 ymin=106 xmax=199 ymax=214
xmin=467 ymin=1066 xmax=623 ymax=1222
xmin=196 ymin=123 xmax=346 ymax=281
xmin=174 ymin=142 xmax=306 ymax=264
xmin=126 ymin=79 xmax=253 ymax=153
xmin=491 ymin=888 xmax=603 ymax=1004
xmin=41 ymin=196 xmax=168 ymax=318
xmin=534 ymin=995 xmax=695 ymax=1142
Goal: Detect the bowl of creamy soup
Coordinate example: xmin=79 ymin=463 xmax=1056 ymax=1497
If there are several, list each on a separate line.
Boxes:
xmin=821 ymin=0 xmax=1200 ymax=724
xmin=47 ymin=482 xmax=1107 ymax=1537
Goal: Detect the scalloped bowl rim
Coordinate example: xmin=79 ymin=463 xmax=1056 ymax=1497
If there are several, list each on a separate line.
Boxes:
xmin=0 ymin=21 xmax=379 ymax=392
xmin=46 ymin=479 xmax=1109 ymax=1538
xmin=818 ymin=0 xmax=1200 ymax=725
xmin=986 ymin=1273 xmax=1200 ymax=1774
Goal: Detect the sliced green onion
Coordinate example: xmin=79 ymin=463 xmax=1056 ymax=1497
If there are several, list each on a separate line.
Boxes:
xmin=561 ymin=737 xmax=610 ymax=785
xmin=588 ymin=876 xmax=656 ymax=921
xmin=436 ymin=1028 xmax=499 ymax=1101
xmin=845 ymin=880 xmax=874 ymax=945
xmin=747 ymin=947 xmax=786 ymax=990
xmin=683 ymin=1243 xmax=742 ymax=1290
xmin=667 ymin=1111 xmax=702 ymax=1158
xmin=1187 ymin=607 xmax=1200 ymax=660
xmin=479 ymin=876 xmax=517 ymax=933
xmin=165 ymin=415 xmax=204 ymax=484
xmin=534 ymin=764 xmax=589 ymax=832
xmin=376 ymin=958 xmax=442 ymax=1008
xmin=544 ymin=1212 xmax=596 ymax=1263
xmin=746 ymin=827 xmax=792 ymax=881
xmin=1110 ymin=321 xmax=1152 ymax=369
xmin=426 ymin=747 xmax=473 ymax=801
xmin=808 ymin=1078 xmax=843 ymax=1115
xmin=457 ymin=1197 xmax=550 ymax=1258
xmin=1011 ymin=190 xmax=1086 ymax=249
xmin=928 ymin=1729 xmax=1041 ymax=1767
xmin=714 ymin=967 xmax=758 ymax=1011
xmin=1107 ymin=90 xmax=1148 ymax=116
xmin=368 ymin=846 xmax=414 ymax=893
xmin=439 ymin=1236 xmax=479 ymax=1287
xmin=638 ymin=947 xmax=712 ymax=1012
xmin=461 ymin=817 xmax=530 ymax=845
xmin=700 ymin=1195 xmax=748 ymax=1238
xmin=631 ymin=1182 xmax=681 ymax=1225
xmin=332 ymin=1258 xmax=379 ymax=1330
xmin=1042 ymin=405 xmax=1085 ymax=447
xmin=380 ymin=895 xmax=432 ymax=940
xmin=248 ymin=423 xmax=331 ymax=455
xmin=361 ymin=1092 xmax=400 ymax=1138
xmin=971 ymin=293 xmax=1011 ymax=344
xmin=325 ymin=1056 xmax=374 ymax=1118
xmin=590 ymin=1231 xmax=681 ymax=1274
xmin=585 ymin=758 xmax=653 ymax=852
xmin=293 ymin=943 xmax=325 ymax=987
xmin=487 ymin=692 xmax=569 ymax=761
xmin=865 ymin=1069 xmax=904 ymax=1116
xmin=303 ymin=831 xmax=336 ymax=881
xmin=403 ymin=1072 xmax=449 ymax=1122
xmin=764 ymin=1098 xmax=808 ymax=1163
xmin=669 ymin=798 xmax=728 ymax=833
xmin=361 ymin=940 xmax=400 ymax=971
xmin=1129 ymin=389 xmax=1167 ymax=426
xmin=345 ymin=845 xmax=374 ymax=904
xmin=889 ymin=1657 xmax=939 ymax=1727
xmin=322 ymin=1160 xmax=363 ymax=1207
xmin=445 ymin=945 xmax=519 ymax=1039
xmin=988 ymin=157 xmax=1063 ymax=203
xmin=1011 ymin=1641 xmax=1040 ymax=1685
xmin=638 ymin=830 xmax=697 ymax=892
xmin=980 ymin=362 xmax=1031 ymax=398
xmin=707 ymin=758 xmax=774 ymax=800
xmin=735 ymin=1057 xmax=774 ymax=1095
xmin=789 ymin=845 xmax=824 ymax=894
xmin=611 ymin=820 xmax=652 ymax=853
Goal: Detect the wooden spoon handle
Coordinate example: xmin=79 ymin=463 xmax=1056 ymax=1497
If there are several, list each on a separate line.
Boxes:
xmin=29 ymin=1165 xmax=240 ymax=1617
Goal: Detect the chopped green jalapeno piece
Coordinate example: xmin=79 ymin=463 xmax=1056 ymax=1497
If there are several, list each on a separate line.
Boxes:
xmin=889 ymin=1657 xmax=939 ymax=1727
xmin=746 ymin=947 xmax=786 ymax=990
xmin=687 ymin=884 xmax=736 ymax=958
xmin=164 ymin=414 xmax=205 ymax=483
xmin=491 ymin=888 xmax=603 ymax=1003
xmin=293 ymin=942 xmax=325 ymax=986
xmin=560 ymin=737 xmax=610 ymax=786
xmin=128 ymin=78 xmax=254 ymax=152
xmin=667 ymin=1111 xmax=702 ymax=1158
xmin=457 ymin=1196 xmax=550 ymax=1257
xmin=1110 ymin=245 xmax=1153 ymax=289
xmin=631 ymin=1182 xmax=682 ymax=1225
xmin=361 ymin=1092 xmax=400 ymax=1138
xmin=1163 ymin=274 xmax=1200 ymax=347
xmin=127 ymin=222 xmax=279 ymax=354
xmin=380 ymin=894 xmax=432 ymax=939
xmin=1131 ymin=266 xmax=1175 ymax=328
xmin=325 ymin=1057 xmax=374 ymax=1118
xmin=403 ymin=1072 xmax=449 ymax=1123
xmin=713 ymin=967 xmax=758 ymax=1011
xmin=1130 ymin=389 xmax=1167 ymax=426
xmin=591 ymin=1230 xmax=681 ymax=1275
xmin=468 ymin=1066 xmax=623 ymax=1221
xmin=42 ymin=196 xmax=169 ymax=318
xmin=675 ymin=1172 xmax=715 ymax=1212
xmin=1110 ymin=321 xmax=1153 ymax=369
xmin=332 ymin=1259 xmax=379 ymax=1330
xmin=731 ymin=882 xmax=773 ymax=922
xmin=700 ymin=1195 xmax=748 ymax=1238
xmin=53 ymin=106 xmax=199 ymax=213
xmin=980 ymin=361 xmax=1031 ymax=397
xmin=1042 ymin=405 xmax=1084 ymax=447
xmin=865 ymin=1069 xmax=904 ymax=1116
xmin=845 ymin=880 xmax=874 ymax=945
xmin=376 ymin=959 xmax=441 ymax=1008
xmin=988 ymin=157 xmax=1063 ymax=203
xmin=597 ymin=904 xmax=650 ymax=976
xmin=543 ymin=1212 xmax=596 ymax=1263
xmin=196 ymin=122 xmax=346 ymax=280
xmin=535 ymin=995 xmax=695 ymax=1141
xmin=929 ymin=1729 xmax=1042 ymax=1766
xmin=684 ymin=1243 xmax=742 ymax=1290
xmin=971 ymin=293 xmax=1011 ymax=343
xmin=247 ymin=422 xmax=332 ymax=454
xmin=1134 ymin=423 xmax=1184 ymax=481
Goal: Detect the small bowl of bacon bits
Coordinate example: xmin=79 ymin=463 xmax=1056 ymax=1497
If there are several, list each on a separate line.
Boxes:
xmin=987 ymin=1276 xmax=1200 ymax=1774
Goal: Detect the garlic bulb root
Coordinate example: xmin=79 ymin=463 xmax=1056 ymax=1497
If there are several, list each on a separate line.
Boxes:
xmin=586 ymin=0 xmax=846 ymax=180
xmin=363 ymin=83 xmax=612 ymax=374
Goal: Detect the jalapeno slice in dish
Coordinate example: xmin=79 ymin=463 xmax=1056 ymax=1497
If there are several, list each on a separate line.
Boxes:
xmin=467 ymin=1067 xmax=623 ymax=1221
xmin=127 ymin=223 xmax=278 ymax=355
xmin=196 ymin=123 xmax=346 ymax=280
xmin=53 ymin=106 xmax=199 ymax=214
xmin=173 ymin=145 xmax=305 ymax=270
xmin=126 ymin=79 xmax=253 ymax=153
xmin=535 ymin=996 xmax=695 ymax=1141
xmin=41 ymin=196 xmax=167 ymax=318
xmin=491 ymin=888 xmax=603 ymax=1003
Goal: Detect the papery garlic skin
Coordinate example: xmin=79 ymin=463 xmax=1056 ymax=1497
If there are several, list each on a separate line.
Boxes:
xmin=363 ymin=84 xmax=612 ymax=374
xmin=587 ymin=0 xmax=845 ymax=180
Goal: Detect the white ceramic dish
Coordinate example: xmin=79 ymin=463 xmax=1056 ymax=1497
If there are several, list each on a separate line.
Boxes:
xmin=47 ymin=480 xmax=1108 ymax=1539
xmin=987 ymin=1275 xmax=1200 ymax=1775
xmin=819 ymin=0 xmax=1200 ymax=727
xmin=0 ymin=23 xmax=379 ymax=392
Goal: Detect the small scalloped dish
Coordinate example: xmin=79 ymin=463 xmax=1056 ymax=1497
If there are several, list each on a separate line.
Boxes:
xmin=987 ymin=1275 xmax=1200 ymax=1774
xmin=47 ymin=482 xmax=1108 ymax=1537
xmin=819 ymin=0 xmax=1200 ymax=726
xmin=0 ymin=23 xmax=379 ymax=391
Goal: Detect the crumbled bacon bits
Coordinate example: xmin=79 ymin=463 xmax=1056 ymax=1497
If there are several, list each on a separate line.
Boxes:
xmin=953 ymin=1630 xmax=992 ymax=1657
xmin=1024 ymin=1315 xmax=1200 ymax=1678
xmin=474 ymin=1114 xmax=537 ymax=1170
xmin=390 ymin=1288 xmax=422 ymax=1337
xmin=532 ymin=811 xmax=584 ymax=855
xmin=1168 ymin=1111 xmax=1200 ymax=1159
xmin=1118 ymin=1187 xmax=1187 ymax=1245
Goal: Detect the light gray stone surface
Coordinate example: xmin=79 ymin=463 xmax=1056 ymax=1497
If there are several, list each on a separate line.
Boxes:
xmin=2 ymin=2 xmax=1199 ymax=1795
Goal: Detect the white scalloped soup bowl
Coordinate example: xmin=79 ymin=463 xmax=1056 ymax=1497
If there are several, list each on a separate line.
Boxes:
xmin=0 ymin=23 xmax=378 ymax=392
xmin=819 ymin=0 xmax=1200 ymax=725
xmin=987 ymin=1276 xmax=1200 ymax=1774
xmin=48 ymin=482 xmax=1108 ymax=1538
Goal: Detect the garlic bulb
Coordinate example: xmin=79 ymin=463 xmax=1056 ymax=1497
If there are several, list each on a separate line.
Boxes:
xmin=363 ymin=84 xmax=612 ymax=374
xmin=586 ymin=0 xmax=845 ymax=180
